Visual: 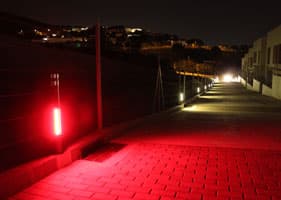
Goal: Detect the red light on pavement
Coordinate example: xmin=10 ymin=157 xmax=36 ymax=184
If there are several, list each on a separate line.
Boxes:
xmin=53 ymin=108 xmax=62 ymax=136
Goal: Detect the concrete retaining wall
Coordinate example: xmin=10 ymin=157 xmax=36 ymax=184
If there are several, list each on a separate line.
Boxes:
xmin=262 ymin=84 xmax=273 ymax=97
xmin=239 ymin=77 xmax=255 ymax=91
xmin=272 ymin=74 xmax=281 ymax=100
xmin=253 ymin=79 xmax=261 ymax=92
xmin=240 ymin=76 xmax=246 ymax=86
xmin=246 ymin=83 xmax=254 ymax=90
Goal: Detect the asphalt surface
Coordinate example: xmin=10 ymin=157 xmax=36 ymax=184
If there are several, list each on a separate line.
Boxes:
xmin=10 ymin=82 xmax=281 ymax=200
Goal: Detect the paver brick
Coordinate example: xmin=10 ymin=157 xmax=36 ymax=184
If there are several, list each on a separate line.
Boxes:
xmin=69 ymin=189 xmax=94 ymax=198
xmin=91 ymin=192 xmax=118 ymax=200
xmin=132 ymin=193 xmax=160 ymax=200
xmin=9 ymin=144 xmax=281 ymax=200
xmin=111 ymin=189 xmax=135 ymax=199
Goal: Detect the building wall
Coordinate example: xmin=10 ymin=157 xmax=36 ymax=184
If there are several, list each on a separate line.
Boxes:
xmin=262 ymin=84 xmax=272 ymax=97
xmin=252 ymin=38 xmax=266 ymax=82
xmin=253 ymin=79 xmax=261 ymax=92
xmin=241 ymin=24 xmax=281 ymax=100
xmin=266 ymin=25 xmax=281 ymax=78
xmin=241 ymin=48 xmax=254 ymax=85
xmin=241 ymin=55 xmax=247 ymax=81
xmin=272 ymin=74 xmax=281 ymax=99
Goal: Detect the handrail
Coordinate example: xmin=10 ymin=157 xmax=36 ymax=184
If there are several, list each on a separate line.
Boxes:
xmin=175 ymin=70 xmax=215 ymax=79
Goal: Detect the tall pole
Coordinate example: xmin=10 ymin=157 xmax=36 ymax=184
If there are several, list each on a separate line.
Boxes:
xmin=96 ymin=19 xmax=103 ymax=129
xmin=56 ymin=73 xmax=61 ymax=108
xmin=153 ymin=55 xmax=164 ymax=112
xmin=158 ymin=55 xmax=164 ymax=110
xmin=153 ymin=66 xmax=160 ymax=112
xmin=183 ymin=75 xmax=186 ymax=101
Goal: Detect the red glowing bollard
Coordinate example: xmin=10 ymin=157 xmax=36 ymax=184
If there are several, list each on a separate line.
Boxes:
xmin=53 ymin=107 xmax=62 ymax=136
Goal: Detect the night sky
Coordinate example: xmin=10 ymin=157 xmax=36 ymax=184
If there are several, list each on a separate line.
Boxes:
xmin=2 ymin=0 xmax=281 ymax=45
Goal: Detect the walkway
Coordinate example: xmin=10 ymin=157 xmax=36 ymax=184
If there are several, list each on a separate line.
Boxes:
xmin=10 ymin=83 xmax=281 ymax=200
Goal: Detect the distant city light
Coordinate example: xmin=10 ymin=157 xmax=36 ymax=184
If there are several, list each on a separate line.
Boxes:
xmin=197 ymin=87 xmax=200 ymax=93
xmin=223 ymin=73 xmax=240 ymax=83
xmin=18 ymin=29 xmax=24 ymax=35
xmin=223 ymin=74 xmax=233 ymax=82
xmin=131 ymin=28 xmax=142 ymax=32
xmin=52 ymin=33 xmax=57 ymax=37
xmin=204 ymin=85 xmax=207 ymax=90
xmin=43 ymin=37 xmax=48 ymax=41
xmin=125 ymin=28 xmax=143 ymax=33
xmin=81 ymin=27 xmax=89 ymax=31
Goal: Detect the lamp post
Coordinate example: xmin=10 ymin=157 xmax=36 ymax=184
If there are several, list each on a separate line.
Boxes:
xmin=183 ymin=74 xmax=186 ymax=102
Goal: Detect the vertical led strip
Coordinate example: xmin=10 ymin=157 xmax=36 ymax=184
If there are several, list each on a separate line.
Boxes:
xmin=53 ymin=108 xmax=62 ymax=136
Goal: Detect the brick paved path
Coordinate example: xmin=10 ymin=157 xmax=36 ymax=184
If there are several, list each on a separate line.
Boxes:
xmin=10 ymin=143 xmax=281 ymax=200
xmin=9 ymin=83 xmax=281 ymax=200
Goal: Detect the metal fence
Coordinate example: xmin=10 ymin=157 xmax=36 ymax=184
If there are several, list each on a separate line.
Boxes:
xmin=0 ymin=36 xmax=211 ymax=171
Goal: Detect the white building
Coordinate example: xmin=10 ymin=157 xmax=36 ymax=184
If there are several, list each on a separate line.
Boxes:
xmin=241 ymin=25 xmax=281 ymax=99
